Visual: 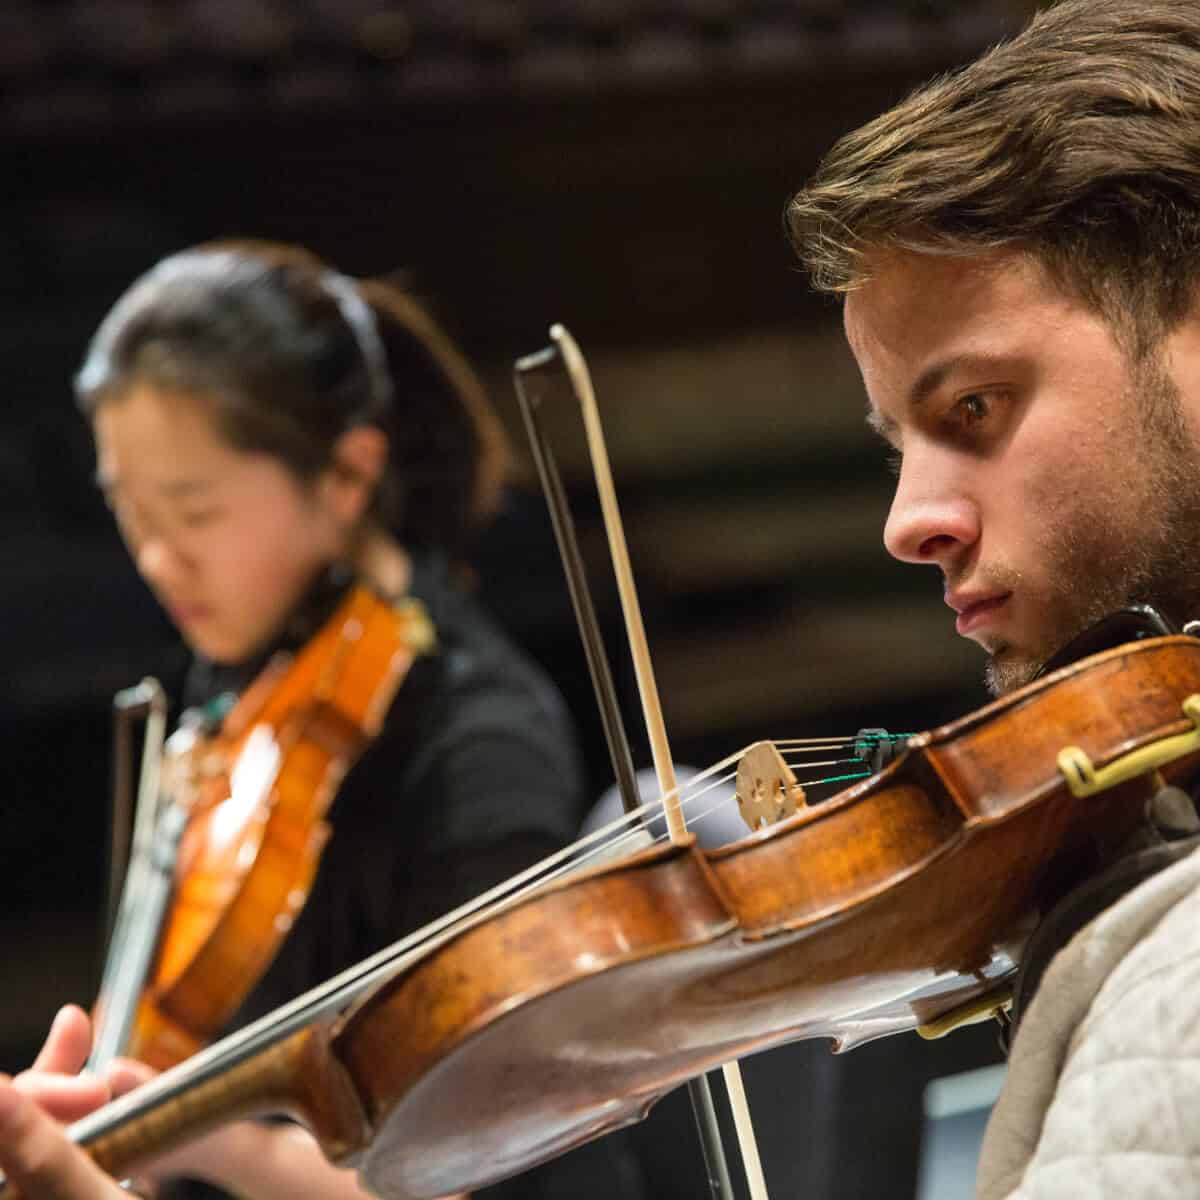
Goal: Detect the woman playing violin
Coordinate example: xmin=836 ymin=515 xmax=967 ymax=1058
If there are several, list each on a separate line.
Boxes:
xmin=4 ymin=241 xmax=642 ymax=1200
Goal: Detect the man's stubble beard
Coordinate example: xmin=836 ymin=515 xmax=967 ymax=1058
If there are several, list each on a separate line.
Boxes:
xmin=985 ymin=361 xmax=1200 ymax=696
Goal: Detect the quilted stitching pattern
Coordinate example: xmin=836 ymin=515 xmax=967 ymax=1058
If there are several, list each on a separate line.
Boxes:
xmin=977 ymin=848 xmax=1200 ymax=1199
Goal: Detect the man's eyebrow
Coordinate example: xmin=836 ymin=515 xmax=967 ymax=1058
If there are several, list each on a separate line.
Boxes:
xmin=866 ymin=352 xmax=1018 ymax=441
xmin=865 ymin=359 xmax=955 ymax=442
xmin=911 ymin=352 xmax=1018 ymax=407
xmin=910 ymin=359 xmax=954 ymax=409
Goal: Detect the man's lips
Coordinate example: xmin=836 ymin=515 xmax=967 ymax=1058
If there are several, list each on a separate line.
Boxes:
xmin=948 ymin=592 xmax=1011 ymax=637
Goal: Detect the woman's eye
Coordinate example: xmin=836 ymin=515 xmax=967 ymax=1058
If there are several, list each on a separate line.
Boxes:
xmin=178 ymin=508 xmax=222 ymax=528
xmin=885 ymin=448 xmax=903 ymax=479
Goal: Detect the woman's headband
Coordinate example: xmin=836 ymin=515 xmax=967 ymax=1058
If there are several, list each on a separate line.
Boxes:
xmin=320 ymin=271 xmax=394 ymax=425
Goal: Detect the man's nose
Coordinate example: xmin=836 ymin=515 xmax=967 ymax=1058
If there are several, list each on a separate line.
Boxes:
xmin=882 ymin=451 xmax=980 ymax=568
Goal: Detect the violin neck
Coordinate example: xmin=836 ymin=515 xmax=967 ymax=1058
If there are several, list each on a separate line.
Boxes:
xmin=74 ymin=1023 xmax=370 ymax=1179
xmin=89 ymin=803 xmax=189 ymax=1073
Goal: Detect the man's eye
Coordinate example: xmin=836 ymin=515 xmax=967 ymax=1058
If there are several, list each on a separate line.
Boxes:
xmin=958 ymin=392 xmax=990 ymax=423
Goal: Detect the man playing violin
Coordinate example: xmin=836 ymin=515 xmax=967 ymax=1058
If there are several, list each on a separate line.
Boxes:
xmin=788 ymin=0 xmax=1200 ymax=1195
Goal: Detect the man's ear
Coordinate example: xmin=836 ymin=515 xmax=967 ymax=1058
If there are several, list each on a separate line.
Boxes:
xmin=325 ymin=425 xmax=389 ymax=527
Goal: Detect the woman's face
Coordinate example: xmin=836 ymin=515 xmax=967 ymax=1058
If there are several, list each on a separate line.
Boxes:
xmin=94 ymin=382 xmax=351 ymax=664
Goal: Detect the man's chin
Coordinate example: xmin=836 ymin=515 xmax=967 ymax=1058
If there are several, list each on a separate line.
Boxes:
xmin=983 ymin=643 xmax=1042 ymax=697
xmin=981 ymin=607 xmax=1135 ymax=695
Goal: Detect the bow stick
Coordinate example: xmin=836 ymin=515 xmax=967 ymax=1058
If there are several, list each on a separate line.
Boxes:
xmin=514 ymin=325 xmax=771 ymax=1200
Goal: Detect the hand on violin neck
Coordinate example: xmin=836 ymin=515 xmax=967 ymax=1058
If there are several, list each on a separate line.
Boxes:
xmin=30 ymin=1007 xmax=91 ymax=1076
xmin=0 ymin=1074 xmax=130 ymax=1200
xmin=13 ymin=1007 xmax=146 ymax=1128
xmin=14 ymin=1008 xmax=106 ymax=1125
xmin=10 ymin=1030 xmax=398 ymax=1200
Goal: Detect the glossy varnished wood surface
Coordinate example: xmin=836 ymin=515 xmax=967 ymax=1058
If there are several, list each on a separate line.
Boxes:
xmin=349 ymin=637 xmax=1200 ymax=1196
xmin=131 ymin=586 xmax=424 ymax=1068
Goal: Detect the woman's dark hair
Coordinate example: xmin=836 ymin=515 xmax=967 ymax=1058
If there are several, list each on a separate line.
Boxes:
xmin=76 ymin=239 xmax=509 ymax=556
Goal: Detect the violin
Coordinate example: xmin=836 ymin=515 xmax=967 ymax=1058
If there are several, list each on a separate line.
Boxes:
xmin=14 ymin=631 xmax=1200 ymax=1200
xmin=90 ymin=582 xmax=435 ymax=1071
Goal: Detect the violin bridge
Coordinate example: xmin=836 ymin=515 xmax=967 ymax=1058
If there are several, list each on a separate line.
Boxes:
xmin=735 ymin=741 xmax=807 ymax=832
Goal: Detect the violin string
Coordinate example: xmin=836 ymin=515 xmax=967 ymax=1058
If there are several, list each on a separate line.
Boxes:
xmin=567 ymin=764 xmax=745 ymax=868
xmin=541 ymin=763 xmax=752 ymax=882
xmin=810 ymin=770 xmax=873 ymax=785
xmin=775 ymin=736 xmax=864 ymax=747
xmin=779 ymin=733 xmax=913 ymax=746
xmin=779 ymin=755 xmax=863 ymax=768
xmin=509 ymin=748 xmax=878 ymax=890
xmin=585 ymin=735 xmax=909 ymax=847
xmin=656 ymin=737 xmax=906 ymax=833
xmin=69 ymin=732 xmax=902 ymax=1143
xmin=556 ymin=767 xmax=746 ymax=878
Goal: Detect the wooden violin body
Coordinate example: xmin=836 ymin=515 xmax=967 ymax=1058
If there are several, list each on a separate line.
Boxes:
xmin=53 ymin=635 xmax=1200 ymax=1200
xmin=123 ymin=584 xmax=432 ymax=1069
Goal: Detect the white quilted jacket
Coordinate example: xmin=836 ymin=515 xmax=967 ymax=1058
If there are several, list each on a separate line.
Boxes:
xmin=976 ymin=844 xmax=1200 ymax=1199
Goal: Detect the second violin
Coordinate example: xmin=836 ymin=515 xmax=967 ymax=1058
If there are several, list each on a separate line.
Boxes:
xmin=95 ymin=582 xmax=433 ymax=1071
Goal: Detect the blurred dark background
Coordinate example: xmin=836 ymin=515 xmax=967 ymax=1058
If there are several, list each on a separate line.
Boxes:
xmin=2 ymin=1 xmax=1044 ymax=1196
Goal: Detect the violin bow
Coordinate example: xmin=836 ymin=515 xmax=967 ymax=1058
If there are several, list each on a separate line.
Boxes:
xmin=514 ymin=325 xmax=771 ymax=1200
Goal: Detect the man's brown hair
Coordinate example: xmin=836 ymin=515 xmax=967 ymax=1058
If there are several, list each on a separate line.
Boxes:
xmin=787 ymin=0 xmax=1200 ymax=357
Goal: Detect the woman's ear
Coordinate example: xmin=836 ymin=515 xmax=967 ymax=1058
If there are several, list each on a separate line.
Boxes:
xmin=324 ymin=425 xmax=389 ymax=528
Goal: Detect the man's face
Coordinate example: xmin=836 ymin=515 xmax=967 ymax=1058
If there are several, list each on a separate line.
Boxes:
xmin=843 ymin=249 xmax=1200 ymax=694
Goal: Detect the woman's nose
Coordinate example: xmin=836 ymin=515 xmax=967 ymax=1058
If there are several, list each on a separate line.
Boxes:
xmin=136 ymin=535 xmax=184 ymax=588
